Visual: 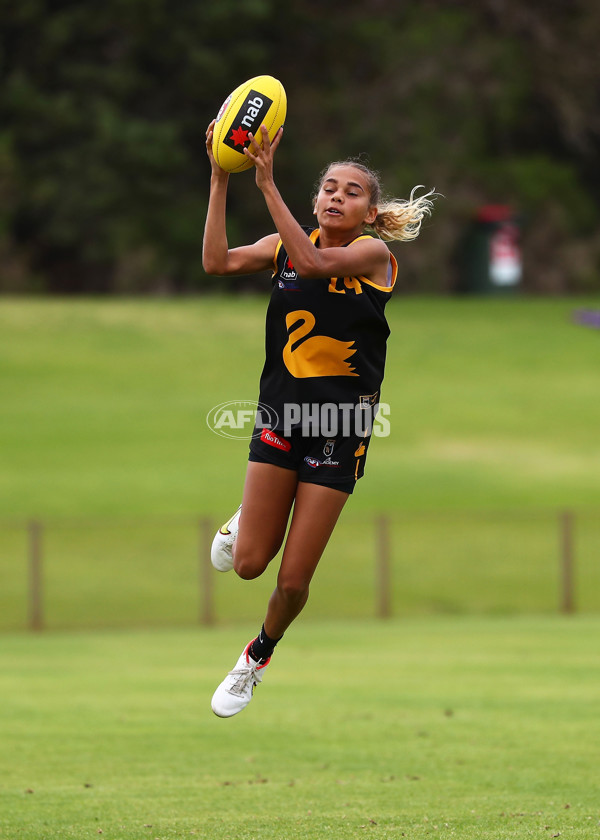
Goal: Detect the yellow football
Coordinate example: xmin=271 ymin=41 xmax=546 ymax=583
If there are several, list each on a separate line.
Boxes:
xmin=212 ymin=75 xmax=287 ymax=173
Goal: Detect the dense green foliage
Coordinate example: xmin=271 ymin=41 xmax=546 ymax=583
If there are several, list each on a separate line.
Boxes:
xmin=0 ymin=1 xmax=599 ymax=293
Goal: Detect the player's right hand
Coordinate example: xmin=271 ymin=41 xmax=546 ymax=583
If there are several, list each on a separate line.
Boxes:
xmin=206 ymin=120 xmax=228 ymax=177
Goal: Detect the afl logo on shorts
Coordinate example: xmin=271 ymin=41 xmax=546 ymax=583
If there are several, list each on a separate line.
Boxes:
xmin=304 ymin=455 xmax=340 ymax=469
xmin=304 ymin=457 xmax=321 ymax=469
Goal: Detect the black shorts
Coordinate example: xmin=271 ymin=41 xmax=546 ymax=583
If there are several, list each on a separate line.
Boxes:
xmin=248 ymin=427 xmax=372 ymax=495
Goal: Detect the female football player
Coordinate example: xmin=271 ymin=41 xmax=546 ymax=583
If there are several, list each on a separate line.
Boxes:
xmin=203 ymin=120 xmax=434 ymax=717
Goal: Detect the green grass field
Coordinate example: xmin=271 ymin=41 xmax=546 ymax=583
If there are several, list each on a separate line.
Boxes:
xmin=2 ymin=618 xmax=599 ymax=840
xmin=1 ymin=298 xmax=599 ymax=838
xmin=1 ymin=296 xmax=599 ymax=518
xmin=1 ymin=297 xmax=600 ymax=629
xmin=2 ymin=507 xmax=600 ymax=632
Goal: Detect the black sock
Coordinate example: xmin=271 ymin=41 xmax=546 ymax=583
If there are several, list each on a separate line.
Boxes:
xmin=249 ymin=624 xmax=282 ymax=663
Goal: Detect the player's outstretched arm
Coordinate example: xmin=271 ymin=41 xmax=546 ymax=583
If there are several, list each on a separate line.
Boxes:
xmin=203 ymin=120 xmax=279 ymax=277
xmin=245 ymin=126 xmax=390 ymax=284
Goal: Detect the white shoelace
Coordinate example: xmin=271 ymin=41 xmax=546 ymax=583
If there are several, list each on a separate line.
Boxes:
xmin=228 ymin=662 xmax=262 ymax=697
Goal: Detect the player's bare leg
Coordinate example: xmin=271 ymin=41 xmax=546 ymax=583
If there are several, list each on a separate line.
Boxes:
xmin=233 ymin=461 xmax=299 ymax=577
xmin=211 ymin=461 xmax=297 ymax=573
xmin=211 ymin=477 xmax=348 ymax=718
xmin=262 ymin=480 xmax=349 ymax=639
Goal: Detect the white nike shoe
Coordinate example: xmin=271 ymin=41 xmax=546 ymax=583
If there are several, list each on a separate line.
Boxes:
xmin=210 ymin=505 xmax=241 ymax=572
xmin=211 ymin=641 xmax=271 ymax=718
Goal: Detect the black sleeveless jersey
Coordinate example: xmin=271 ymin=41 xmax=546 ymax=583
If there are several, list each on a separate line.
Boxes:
xmin=256 ymin=226 xmax=397 ymax=433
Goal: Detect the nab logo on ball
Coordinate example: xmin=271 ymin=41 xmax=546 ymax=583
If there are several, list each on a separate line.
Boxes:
xmin=223 ymin=90 xmax=273 ymax=152
xmin=212 ymin=75 xmax=286 ymax=173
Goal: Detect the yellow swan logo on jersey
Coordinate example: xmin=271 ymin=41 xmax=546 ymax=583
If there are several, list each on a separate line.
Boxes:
xmin=283 ymin=310 xmax=358 ymax=378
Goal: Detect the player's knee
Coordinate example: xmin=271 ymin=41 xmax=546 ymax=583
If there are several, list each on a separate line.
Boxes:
xmin=233 ymin=545 xmax=271 ymax=580
xmin=277 ymin=575 xmax=310 ymax=605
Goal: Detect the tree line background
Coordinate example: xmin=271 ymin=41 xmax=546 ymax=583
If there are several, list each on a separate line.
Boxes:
xmin=0 ymin=0 xmax=598 ymax=295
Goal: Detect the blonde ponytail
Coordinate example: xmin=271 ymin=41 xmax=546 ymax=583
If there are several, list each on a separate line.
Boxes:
xmin=315 ymin=160 xmax=437 ymax=243
xmin=372 ymin=186 xmax=436 ymax=242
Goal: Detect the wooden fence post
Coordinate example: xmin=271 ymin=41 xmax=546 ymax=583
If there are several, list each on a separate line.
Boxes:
xmin=199 ymin=517 xmax=215 ymax=626
xmin=559 ymin=509 xmax=575 ymax=615
xmin=375 ymin=514 xmax=392 ymax=619
xmin=28 ymin=519 xmax=43 ymax=632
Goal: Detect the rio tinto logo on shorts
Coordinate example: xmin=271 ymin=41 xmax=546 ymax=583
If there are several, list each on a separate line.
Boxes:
xmin=206 ymin=400 xmax=278 ymax=440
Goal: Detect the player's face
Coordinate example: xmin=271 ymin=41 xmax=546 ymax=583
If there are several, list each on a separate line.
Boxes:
xmin=314 ymin=165 xmax=377 ymax=231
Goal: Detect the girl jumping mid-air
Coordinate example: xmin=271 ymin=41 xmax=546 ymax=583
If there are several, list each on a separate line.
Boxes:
xmin=203 ymin=120 xmax=434 ymax=717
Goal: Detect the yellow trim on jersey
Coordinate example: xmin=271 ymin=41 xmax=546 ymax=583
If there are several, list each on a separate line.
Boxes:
xmin=354 ymin=253 xmax=398 ymax=292
xmin=316 ymin=230 xmax=397 ymax=293
xmin=274 ymin=230 xmax=397 ymax=291
xmin=349 ymin=234 xmax=398 ymax=291
xmin=273 ymin=230 xmax=320 ymax=274
xmin=273 ymin=238 xmax=284 ymax=273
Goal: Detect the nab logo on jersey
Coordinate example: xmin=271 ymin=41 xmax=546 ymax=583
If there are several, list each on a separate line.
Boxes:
xmin=278 ymin=256 xmax=300 ymax=289
xmin=224 ymin=90 xmax=273 ymax=152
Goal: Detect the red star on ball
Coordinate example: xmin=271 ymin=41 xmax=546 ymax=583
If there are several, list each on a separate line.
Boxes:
xmin=229 ymin=125 xmax=249 ymax=147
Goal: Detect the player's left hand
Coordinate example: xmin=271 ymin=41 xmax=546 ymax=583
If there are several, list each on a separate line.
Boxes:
xmin=244 ymin=124 xmax=283 ymax=191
